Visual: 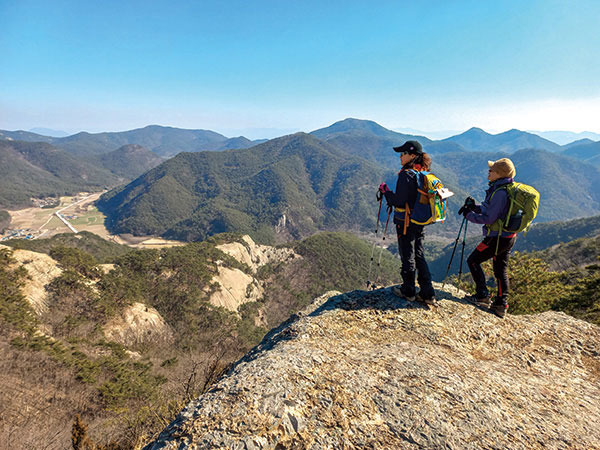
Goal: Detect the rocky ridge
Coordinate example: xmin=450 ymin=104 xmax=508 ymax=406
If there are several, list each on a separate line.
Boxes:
xmin=146 ymin=283 xmax=600 ymax=450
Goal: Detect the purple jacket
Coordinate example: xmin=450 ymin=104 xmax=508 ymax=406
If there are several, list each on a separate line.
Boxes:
xmin=466 ymin=177 xmax=515 ymax=237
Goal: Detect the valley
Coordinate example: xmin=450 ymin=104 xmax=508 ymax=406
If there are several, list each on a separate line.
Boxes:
xmin=2 ymin=192 xmax=185 ymax=249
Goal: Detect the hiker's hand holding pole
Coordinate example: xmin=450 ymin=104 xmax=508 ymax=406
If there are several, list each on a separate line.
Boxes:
xmin=378 ymin=183 xmax=390 ymax=194
xmin=458 ymin=196 xmax=475 ymax=216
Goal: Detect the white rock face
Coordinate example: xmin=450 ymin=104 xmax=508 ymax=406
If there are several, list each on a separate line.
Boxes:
xmin=1 ymin=245 xmax=63 ymax=315
xmin=209 ymin=266 xmax=263 ymax=312
xmin=103 ymin=302 xmax=173 ymax=346
xmin=209 ymin=236 xmax=299 ymax=313
xmin=215 ymin=235 xmax=297 ymax=274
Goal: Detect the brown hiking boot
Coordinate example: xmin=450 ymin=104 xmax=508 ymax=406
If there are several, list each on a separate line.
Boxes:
xmin=490 ymin=299 xmax=508 ymax=318
xmin=392 ymin=285 xmax=416 ymax=301
xmin=416 ymin=294 xmax=438 ymax=306
xmin=465 ymin=294 xmax=491 ymax=308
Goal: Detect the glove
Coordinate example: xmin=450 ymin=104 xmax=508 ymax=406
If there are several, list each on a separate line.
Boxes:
xmin=458 ymin=196 xmax=476 ymax=216
xmin=378 ymin=183 xmax=390 ymax=194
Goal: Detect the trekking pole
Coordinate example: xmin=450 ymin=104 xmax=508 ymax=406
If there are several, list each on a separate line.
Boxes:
xmin=457 ymin=219 xmax=469 ymax=285
xmin=373 ymin=205 xmax=392 ymax=289
xmin=441 ymin=216 xmax=466 ymax=290
xmin=366 ymin=191 xmax=383 ymax=289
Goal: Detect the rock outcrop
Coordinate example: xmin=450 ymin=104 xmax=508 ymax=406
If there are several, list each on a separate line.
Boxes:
xmin=146 ymin=283 xmax=600 ymax=450
xmin=1 ymin=244 xmax=62 ymax=315
xmin=103 ymin=302 xmax=173 ymax=346
xmin=209 ymin=236 xmax=299 ymax=312
xmin=215 ymin=235 xmax=298 ymax=274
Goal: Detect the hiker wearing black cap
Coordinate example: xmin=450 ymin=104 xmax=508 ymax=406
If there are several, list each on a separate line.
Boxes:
xmin=379 ymin=140 xmax=437 ymax=306
xmin=459 ymin=158 xmax=517 ymax=318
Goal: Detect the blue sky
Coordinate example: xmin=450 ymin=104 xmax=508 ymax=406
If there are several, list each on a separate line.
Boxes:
xmin=1 ymin=0 xmax=599 ymax=138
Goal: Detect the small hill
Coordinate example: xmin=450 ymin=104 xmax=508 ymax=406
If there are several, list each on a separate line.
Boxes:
xmin=0 ymin=140 xmax=120 ymax=208
xmin=97 ymin=133 xmax=389 ymax=242
xmin=443 ymin=127 xmax=561 ymax=153
xmin=97 ymin=144 xmax=165 ymax=179
xmin=146 ymin=286 xmax=600 ymax=449
xmin=535 ymin=130 xmax=600 ymax=145
xmin=563 ymin=138 xmax=596 ymax=148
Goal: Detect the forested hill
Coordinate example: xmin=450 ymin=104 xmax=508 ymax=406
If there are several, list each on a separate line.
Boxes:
xmin=0 ymin=140 xmax=121 ymax=208
xmin=96 ymin=144 xmax=164 ymax=179
xmin=97 ymin=133 xmax=390 ymax=242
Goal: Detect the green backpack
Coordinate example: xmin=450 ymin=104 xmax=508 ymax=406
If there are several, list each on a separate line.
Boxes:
xmin=488 ymin=182 xmax=540 ymax=235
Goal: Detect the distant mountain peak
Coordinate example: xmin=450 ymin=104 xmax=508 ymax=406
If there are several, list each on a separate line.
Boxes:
xmin=464 ymin=127 xmax=489 ymax=134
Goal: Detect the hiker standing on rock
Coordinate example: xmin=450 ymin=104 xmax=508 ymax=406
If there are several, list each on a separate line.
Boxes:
xmin=459 ymin=158 xmax=517 ymax=318
xmin=379 ymin=140 xmax=437 ymax=306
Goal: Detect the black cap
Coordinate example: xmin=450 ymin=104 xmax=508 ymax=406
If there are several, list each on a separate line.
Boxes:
xmin=393 ymin=140 xmax=423 ymax=155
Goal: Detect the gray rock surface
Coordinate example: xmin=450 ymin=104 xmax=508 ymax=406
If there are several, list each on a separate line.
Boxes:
xmin=145 ymin=284 xmax=600 ymax=449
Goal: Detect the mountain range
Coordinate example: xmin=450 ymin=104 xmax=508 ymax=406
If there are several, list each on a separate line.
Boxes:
xmin=0 ymin=125 xmax=264 ymax=158
xmin=95 ymin=119 xmax=600 ymax=242
xmin=441 ymin=127 xmax=562 ymax=153
xmin=3 ymin=118 xmax=600 ymax=237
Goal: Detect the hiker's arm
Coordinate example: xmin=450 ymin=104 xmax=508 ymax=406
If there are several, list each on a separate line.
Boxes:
xmin=383 ymin=171 xmax=412 ymax=207
xmin=466 ymin=191 xmax=508 ymax=224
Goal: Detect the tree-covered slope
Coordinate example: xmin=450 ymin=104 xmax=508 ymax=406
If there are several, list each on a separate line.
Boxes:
xmin=97 ymin=133 xmax=390 ymax=242
xmin=561 ymin=140 xmax=600 ymax=167
xmin=0 ymin=140 xmax=121 ymax=208
xmin=96 ymin=144 xmax=165 ymax=179
xmin=0 ymin=210 xmax=10 ymax=232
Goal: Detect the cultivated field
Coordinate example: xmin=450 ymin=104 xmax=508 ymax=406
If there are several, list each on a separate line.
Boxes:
xmin=2 ymin=192 xmax=184 ymax=248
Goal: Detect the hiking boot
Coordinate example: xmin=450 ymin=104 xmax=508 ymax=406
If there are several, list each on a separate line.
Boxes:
xmin=416 ymin=294 xmax=438 ymax=306
xmin=392 ymin=285 xmax=415 ymax=301
xmin=465 ymin=294 xmax=491 ymax=308
xmin=490 ymin=298 xmax=508 ymax=318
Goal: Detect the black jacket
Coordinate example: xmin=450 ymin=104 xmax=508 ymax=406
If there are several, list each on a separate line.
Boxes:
xmin=383 ymin=169 xmax=419 ymax=224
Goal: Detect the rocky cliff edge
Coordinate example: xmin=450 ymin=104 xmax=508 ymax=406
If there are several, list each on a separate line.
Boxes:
xmin=145 ymin=283 xmax=600 ymax=450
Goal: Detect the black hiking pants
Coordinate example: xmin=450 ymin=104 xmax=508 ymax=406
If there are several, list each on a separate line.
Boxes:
xmin=467 ymin=235 xmax=516 ymax=304
xmin=397 ymin=223 xmax=435 ymax=299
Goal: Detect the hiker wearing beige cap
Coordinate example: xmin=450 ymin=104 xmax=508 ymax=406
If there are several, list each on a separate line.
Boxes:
xmin=459 ymin=158 xmax=517 ymax=318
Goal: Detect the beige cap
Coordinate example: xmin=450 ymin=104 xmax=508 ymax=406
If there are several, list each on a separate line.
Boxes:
xmin=488 ymin=158 xmax=516 ymax=178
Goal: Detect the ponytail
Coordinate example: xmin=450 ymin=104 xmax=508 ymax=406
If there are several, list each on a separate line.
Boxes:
xmin=403 ymin=152 xmax=432 ymax=171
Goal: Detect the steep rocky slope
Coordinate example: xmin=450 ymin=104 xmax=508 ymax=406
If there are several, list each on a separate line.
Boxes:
xmin=146 ymin=284 xmax=600 ymax=450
